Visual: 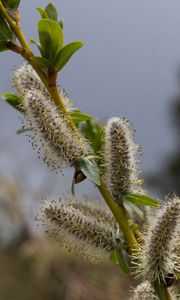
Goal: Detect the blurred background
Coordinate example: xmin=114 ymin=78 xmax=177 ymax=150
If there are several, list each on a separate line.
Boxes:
xmin=0 ymin=0 xmax=180 ymax=299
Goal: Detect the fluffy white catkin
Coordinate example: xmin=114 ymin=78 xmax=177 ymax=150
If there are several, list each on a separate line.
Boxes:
xmin=103 ymin=117 xmax=141 ymax=201
xmin=137 ymin=197 xmax=180 ymax=282
xmin=130 ymin=281 xmax=179 ymax=300
xmin=130 ymin=281 xmax=158 ymax=300
xmin=12 ymin=63 xmax=71 ymax=109
xmin=23 ymin=89 xmax=88 ymax=171
xmin=38 ymin=198 xmax=120 ymax=264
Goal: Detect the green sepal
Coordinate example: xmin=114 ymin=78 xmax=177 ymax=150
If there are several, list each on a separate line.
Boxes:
xmin=1 ymin=93 xmax=23 ymax=112
xmin=31 ymin=56 xmax=53 ymax=69
xmin=110 ymin=248 xmax=131 ymax=275
xmin=70 ymin=109 xmax=93 ymax=125
xmin=45 ymin=3 xmax=58 ymax=21
xmin=123 ymin=194 xmax=159 ymax=207
xmin=38 ymin=19 xmax=64 ymax=63
xmin=54 ymin=41 xmax=84 ymax=72
xmin=36 ymin=7 xmax=48 ymax=19
xmin=79 ymin=156 xmax=100 ymax=185
xmin=80 ymin=120 xmax=104 ymax=154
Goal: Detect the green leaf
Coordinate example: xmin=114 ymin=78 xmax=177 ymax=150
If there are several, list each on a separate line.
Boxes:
xmin=110 ymin=248 xmax=131 ymax=275
xmin=31 ymin=56 xmax=53 ymax=69
xmin=152 ymin=281 xmax=167 ymax=300
xmin=2 ymin=0 xmax=20 ymax=10
xmin=1 ymin=93 xmax=23 ymax=112
xmin=16 ymin=127 xmax=32 ymax=135
xmin=37 ymin=7 xmax=48 ymax=19
xmin=0 ymin=14 xmax=12 ymax=40
xmin=54 ymin=41 xmax=84 ymax=72
xmin=123 ymin=194 xmax=159 ymax=207
xmin=45 ymin=3 xmax=58 ymax=21
xmin=70 ymin=109 xmax=93 ymax=125
xmin=79 ymin=157 xmax=100 ymax=185
xmin=38 ymin=19 xmax=63 ymax=63
xmin=8 ymin=0 xmax=20 ymax=10
xmin=0 ymin=14 xmax=13 ymax=51
xmin=80 ymin=120 xmax=104 ymax=153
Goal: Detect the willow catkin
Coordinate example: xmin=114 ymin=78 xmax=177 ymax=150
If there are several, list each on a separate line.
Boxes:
xmin=130 ymin=281 xmax=158 ymax=300
xmin=130 ymin=281 xmax=180 ymax=300
xmin=103 ymin=117 xmax=142 ymax=201
xmin=136 ymin=197 xmax=180 ymax=282
xmin=38 ymin=197 xmax=120 ymax=264
xmin=23 ymin=89 xmax=88 ymax=171
xmin=12 ymin=63 xmax=71 ymax=109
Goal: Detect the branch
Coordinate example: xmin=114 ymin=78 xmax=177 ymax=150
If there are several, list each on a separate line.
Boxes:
xmin=98 ymin=181 xmax=139 ymax=252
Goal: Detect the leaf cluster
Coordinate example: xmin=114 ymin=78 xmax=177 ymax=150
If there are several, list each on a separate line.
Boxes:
xmin=32 ymin=2 xmax=84 ymax=73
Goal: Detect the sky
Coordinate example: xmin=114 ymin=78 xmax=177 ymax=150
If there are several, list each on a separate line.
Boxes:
xmin=0 ymin=0 xmax=180 ymax=202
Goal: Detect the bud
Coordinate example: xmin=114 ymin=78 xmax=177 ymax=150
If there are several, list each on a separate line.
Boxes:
xmin=38 ymin=197 xmax=120 ymax=264
xmin=23 ymin=89 xmax=88 ymax=171
xmin=137 ymin=197 xmax=180 ymax=282
xmin=103 ymin=117 xmax=142 ymax=201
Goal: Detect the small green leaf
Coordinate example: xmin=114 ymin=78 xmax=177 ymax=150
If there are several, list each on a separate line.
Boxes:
xmin=8 ymin=0 xmax=20 ymax=10
xmin=16 ymin=127 xmax=32 ymax=135
xmin=31 ymin=56 xmax=53 ymax=69
xmin=2 ymin=0 xmax=20 ymax=10
xmin=0 ymin=14 xmax=12 ymax=40
xmin=0 ymin=14 xmax=15 ymax=51
xmin=70 ymin=109 xmax=93 ymax=125
xmin=110 ymin=248 xmax=131 ymax=275
xmin=38 ymin=19 xmax=64 ymax=63
xmin=152 ymin=281 xmax=167 ymax=300
xmin=37 ymin=7 xmax=48 ymax=19
xmin=79 ymin=157 xmax=100 ymax=185
xmin=80 ymin=120 xmax=104 ymax=154
xmin=55 ymin=41 xmax=84 ymax=72
xmin=123 ymin=194 xmax=159 ymax=207
xmin=1 ymin=93 xmax=23 ymax=112
xmin=45 ymin=3 xmax=58 ymax=21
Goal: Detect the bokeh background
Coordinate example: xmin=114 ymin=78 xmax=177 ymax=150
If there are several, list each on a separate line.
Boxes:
xmin=0 ymin=0 xmax=180 ymax=299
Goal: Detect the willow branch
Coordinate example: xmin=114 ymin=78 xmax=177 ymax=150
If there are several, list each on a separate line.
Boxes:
xmin=98 ymin=181 xmax=139 ymax=252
